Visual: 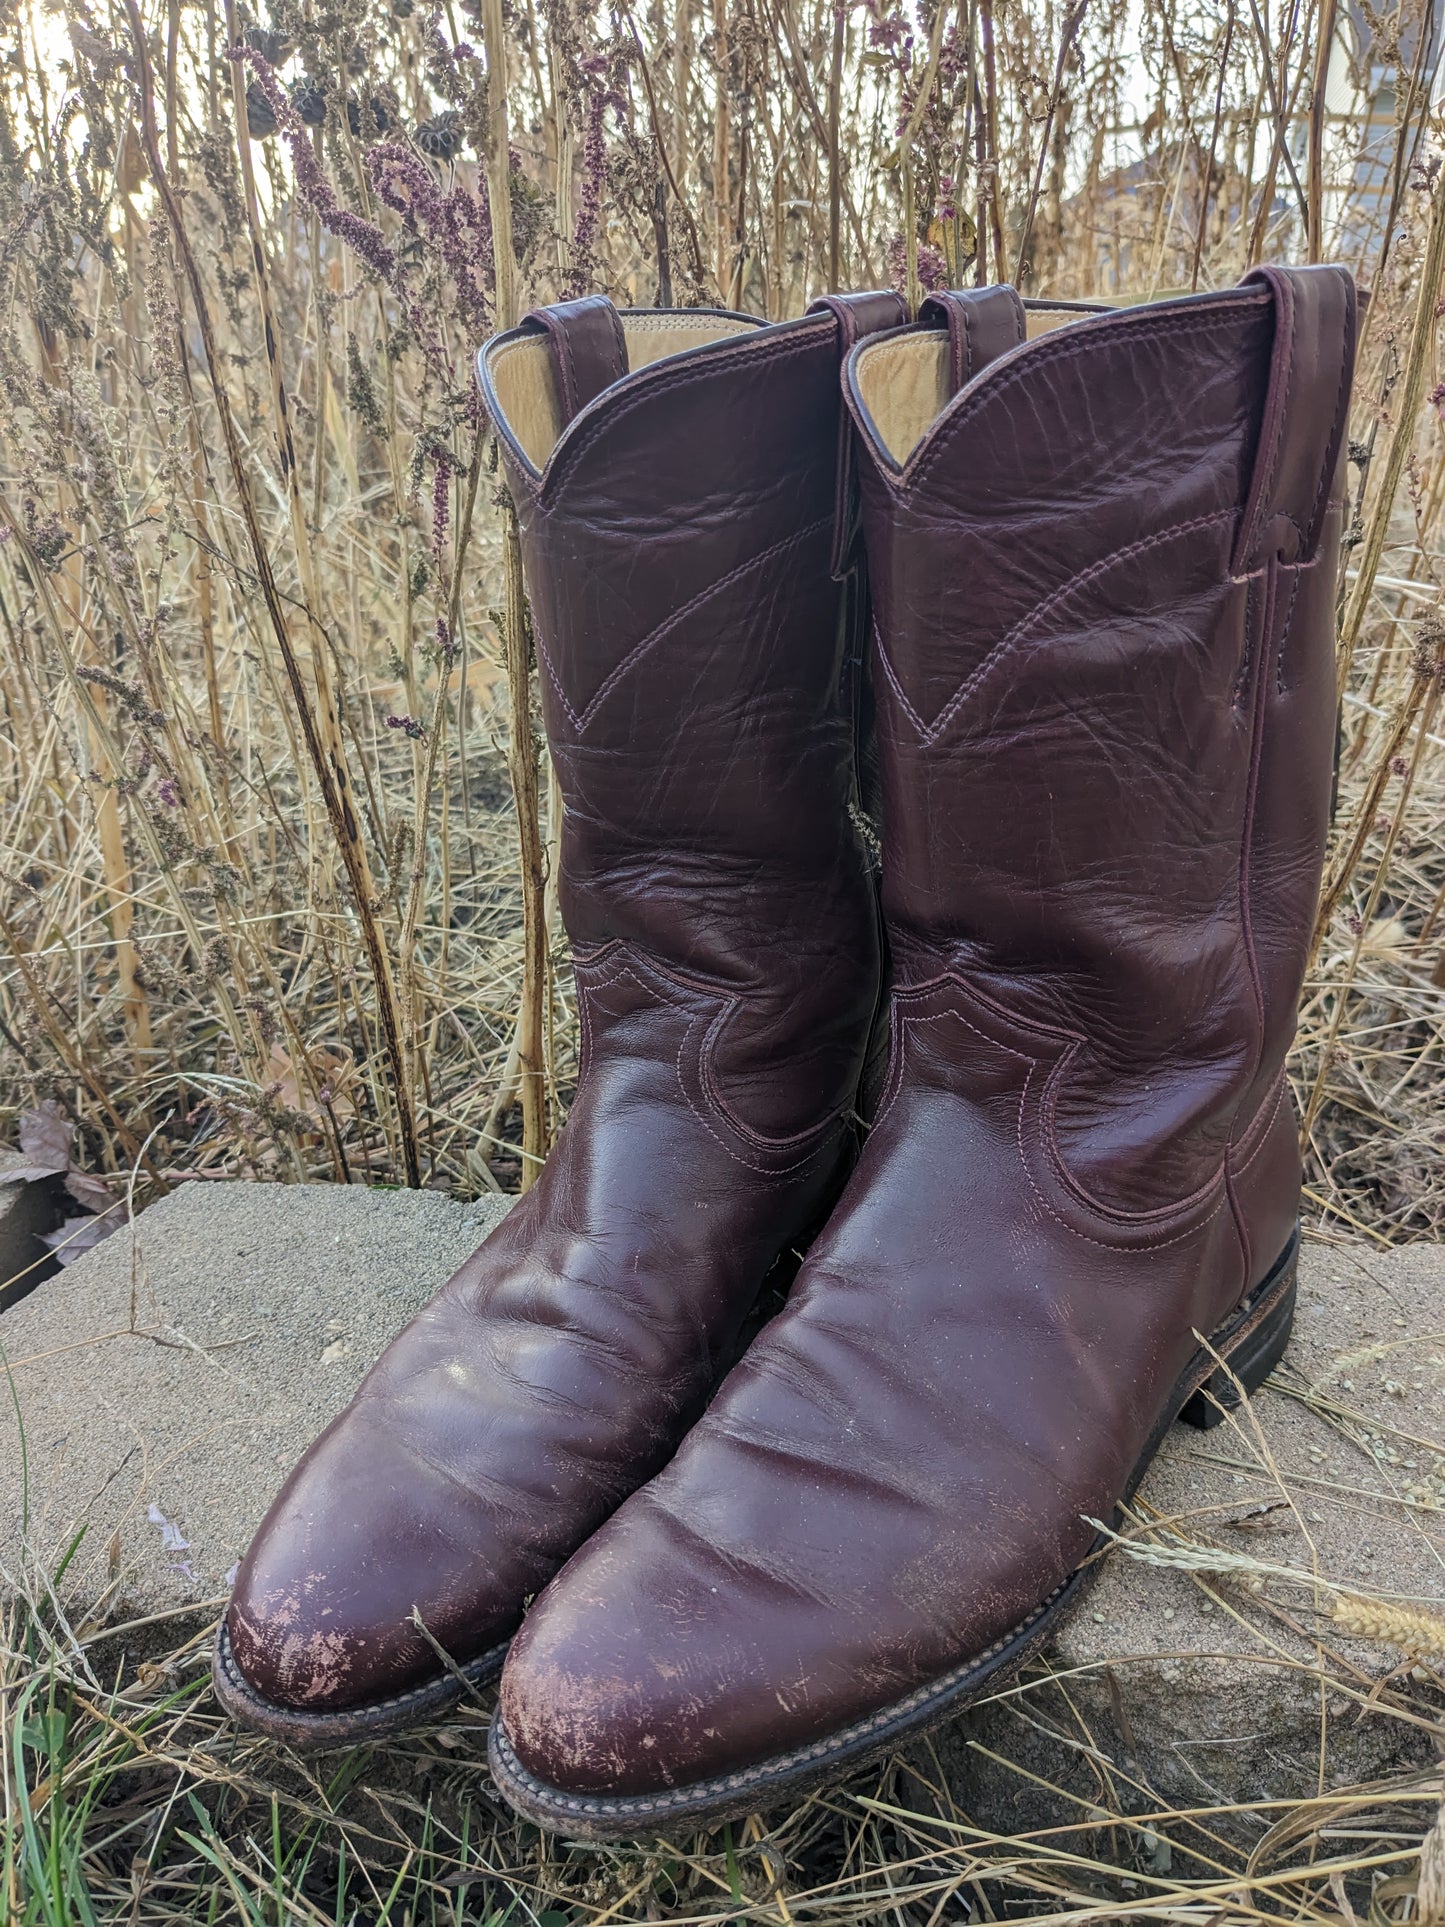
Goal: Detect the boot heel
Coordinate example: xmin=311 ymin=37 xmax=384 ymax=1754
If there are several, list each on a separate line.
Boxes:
xmin=1178 ymin=1239 xmax=1298 ymax=1430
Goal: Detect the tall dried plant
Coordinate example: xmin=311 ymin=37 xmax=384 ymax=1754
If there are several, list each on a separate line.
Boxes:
xmin=0 ymin=0 xmax=1439 ymax=1239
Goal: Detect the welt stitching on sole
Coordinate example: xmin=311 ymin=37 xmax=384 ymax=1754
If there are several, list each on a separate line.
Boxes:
xmin=214 ymin=1622 xmax=506 ymax=1732
xmin=491 ymin=1585 xmax=1069 ymax=1820
xmin=492 ymin=1234 xmax=1298 ymax=1827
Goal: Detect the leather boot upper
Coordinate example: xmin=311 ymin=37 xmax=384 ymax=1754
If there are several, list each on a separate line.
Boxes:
xmin=222 ymin=294 xmax=900 ymax=1713
xmin=494 ymin=267 xmax=1357 ymax=1804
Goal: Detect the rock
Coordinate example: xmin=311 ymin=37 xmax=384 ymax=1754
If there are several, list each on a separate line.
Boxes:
xmin=0 ymin=1179 xmax=512 ymax=1632
xmin=2 ymin=1189 xmax=1441 ymax=1821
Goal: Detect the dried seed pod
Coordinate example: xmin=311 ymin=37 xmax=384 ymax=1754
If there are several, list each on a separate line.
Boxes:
xmin=347 ymin=92 xmax=392 ymax=137
xmin=290 ymin=77 xmax=327 ymax=125
xmin=415 ymin=110 xmax=463 ymax=161
xmin=243 ymin=26 xmax=292 ymax=64
xmin=245 ymin=82 xmax=277 ymax=138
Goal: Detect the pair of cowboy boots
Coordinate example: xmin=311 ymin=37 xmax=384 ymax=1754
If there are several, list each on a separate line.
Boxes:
xmin=215 ymin=264 xmax=1357 ymax=1838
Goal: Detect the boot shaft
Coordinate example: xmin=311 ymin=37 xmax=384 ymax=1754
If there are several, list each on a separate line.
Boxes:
xmin=845 ymin=267 xmax=1356 ymax=1215
xmin=478 ymin=294 xmax=903 ymax=1138
xmin=481 ymin=301 xmax=840 ymax=904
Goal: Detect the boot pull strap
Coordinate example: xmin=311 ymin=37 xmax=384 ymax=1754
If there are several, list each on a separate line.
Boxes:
xmin=806 ymin=290 xmax=910 ymax=577
xmin=1234 ymin=264 xmax=1357 ymax=572
xmin=520 ymin=295 xmax=629 ymax=429
xmin=917 ymin=286 xmax=1026 ymax=397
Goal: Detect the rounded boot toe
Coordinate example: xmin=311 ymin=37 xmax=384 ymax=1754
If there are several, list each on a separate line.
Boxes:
xmin=496 ymin=1501 xmax=779 ymax=1802
xmin=222 ymin=1407 xmax=518 ymax=1718
xmin=224 ymin=1487 xmax=437 ymax=1715
xmin=498 ymin=1594 xmax=671 ymax=1799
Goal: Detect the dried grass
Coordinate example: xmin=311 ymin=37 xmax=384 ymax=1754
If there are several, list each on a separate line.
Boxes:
xmin=3 ymin=0 xmax=1445 ymax=1914
xmin=4 ymin=1539 xmax=1444 ymax=1923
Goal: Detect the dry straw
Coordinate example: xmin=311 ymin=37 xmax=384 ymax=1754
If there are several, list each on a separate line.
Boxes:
xmin=2 ymin=0 xmax=1445 ymax=1916
xmin=0 ymin=0 xmax=1441 ymax=1223
xmin=1094 ymin=1518 xmax=1445 ymax=1661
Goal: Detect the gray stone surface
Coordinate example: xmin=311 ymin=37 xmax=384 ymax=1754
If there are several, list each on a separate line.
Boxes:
xmin=0 ymin=1180 xmax=511 ymax=1624
xmin=1 ymin=1184 xmax=1441 ymax=1813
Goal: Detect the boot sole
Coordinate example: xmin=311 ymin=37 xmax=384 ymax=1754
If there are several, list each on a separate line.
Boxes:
xmin=487 ymin=1228 xmax=1300 ymax=1838
xmin=211 ymin=1617 xmax=508 ymax=1749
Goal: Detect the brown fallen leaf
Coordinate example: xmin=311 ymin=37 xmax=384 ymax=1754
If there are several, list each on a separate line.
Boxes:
xmin=8 ymin=1102 xmax=128 ymax=1243
xmin=266 ymin=1041 xmax=359 ymax=1129
xmin=13 ymin=1099 xmax=73 ymax=1178
xmin=65 ymin=1169 xmax=118 ymax=1215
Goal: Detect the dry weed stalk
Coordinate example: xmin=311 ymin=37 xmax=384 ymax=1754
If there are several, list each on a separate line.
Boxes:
xmin=0 ymin=0 xmax=1439 ymax=1223
xmin=2 ymin=1 xmax=1445 ymax=1906
xmin=1094 ymin=1518 xmax=1445 ymax=1664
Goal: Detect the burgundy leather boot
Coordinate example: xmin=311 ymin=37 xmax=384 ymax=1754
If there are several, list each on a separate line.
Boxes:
xmin=488 ymin=264 xmax=1357 ymax=1833
xmin=212 ymin=291 xmax=904 ymax=1744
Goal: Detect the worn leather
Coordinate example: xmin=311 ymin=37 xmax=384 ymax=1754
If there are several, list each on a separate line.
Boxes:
xmin=223 ymin=295 xmax=895 ymax=1714
xmin=496 ymin=266 xmax=1356 ymax=1796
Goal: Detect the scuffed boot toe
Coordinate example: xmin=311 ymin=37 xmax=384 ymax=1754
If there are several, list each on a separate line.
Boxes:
xmin=490 ymin=1492 xmax=835 ymax=1830
xmin=213 ymin=1411 xmax=513 ymax=1745
xmin=223 ymin=1532 xmax=410 ymax=1720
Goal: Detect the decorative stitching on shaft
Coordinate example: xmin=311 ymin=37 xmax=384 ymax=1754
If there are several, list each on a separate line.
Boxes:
xmin=533 ymin=321 xmax=833 ymax=506
xmin=878 ymin=510 xmax=1237 ymax=745
xmin=902 ymin=298 xmax=1270 ymax=495
xmin=540 ymin=516 xmax=833 ymax=733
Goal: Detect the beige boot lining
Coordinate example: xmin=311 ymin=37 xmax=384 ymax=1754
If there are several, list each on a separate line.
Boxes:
xmin=485 ymin=312 xmax=759 ymax=472
xmin=851 ymin=333 xmax=953 ymax=474
xmin=854 ymin=305 xmax=1108 ymax=467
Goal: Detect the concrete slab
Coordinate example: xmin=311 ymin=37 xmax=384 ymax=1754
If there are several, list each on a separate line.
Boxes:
xmin=1 ymin=1183 xmax=1440 ymax=1814
xmin=0 ymin=1180 xmax=512 ymax=1626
